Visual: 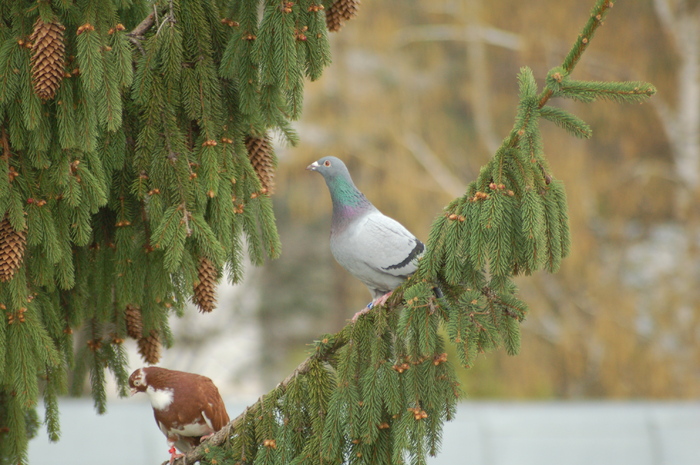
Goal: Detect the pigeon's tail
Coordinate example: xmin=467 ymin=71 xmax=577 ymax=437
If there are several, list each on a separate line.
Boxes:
xmin=431 ymin=285 xmax=455 ymax=316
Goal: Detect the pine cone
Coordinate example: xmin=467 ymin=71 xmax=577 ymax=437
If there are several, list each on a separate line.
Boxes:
xmin=137 ymin=330 xmax=161 ymax=365
xmin=193 ymin=257 xmax=218 ymax=313
xmin=125 ymin=304 xmax=143 ymax=339
xmin=245 ymin=135 xmax=276 ymax=194
xmin=29 ymin=18 xmax=66 ymax=100
xmin=0 ymin=216 xmax=27 ymax=282
xmin=325 ymin=0 xmax=360 ymax=32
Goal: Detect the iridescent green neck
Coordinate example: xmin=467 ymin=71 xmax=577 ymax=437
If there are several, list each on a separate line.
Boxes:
xmin=326 ymin=175 xmax=372 ymax=222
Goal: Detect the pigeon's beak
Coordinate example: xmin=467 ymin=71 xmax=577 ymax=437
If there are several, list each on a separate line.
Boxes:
xmin=130 ymin=387 xmax=137 ymax=396
xmin=306 ymin=161 xmax=319 ymax=171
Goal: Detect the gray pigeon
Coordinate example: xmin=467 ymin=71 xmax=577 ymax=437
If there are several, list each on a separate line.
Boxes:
xmin=307 ymin=156 xmax=424 ymax=320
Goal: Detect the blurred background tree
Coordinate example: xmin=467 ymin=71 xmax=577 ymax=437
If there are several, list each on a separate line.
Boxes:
xmin=263 ymin=0 xmax=699 ymax=399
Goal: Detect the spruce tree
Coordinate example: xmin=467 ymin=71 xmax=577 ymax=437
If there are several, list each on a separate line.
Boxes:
xmin=0 ymin=0 xmax=333 ymax=462
xmin=0 ymin=1 xmax=654 ymax=465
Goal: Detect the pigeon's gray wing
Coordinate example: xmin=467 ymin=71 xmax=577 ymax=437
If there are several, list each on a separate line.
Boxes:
xmin=363 ymin=213 xmax=424 ymax=276
xmin=331 ymin=211 xmax=423 ymax=297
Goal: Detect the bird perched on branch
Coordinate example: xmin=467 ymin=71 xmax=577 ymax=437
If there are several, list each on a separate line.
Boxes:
xmin=129 ymin=367 xmax=229 ymax=464
xmin=307 ymin=156 xmax=425 ymax=320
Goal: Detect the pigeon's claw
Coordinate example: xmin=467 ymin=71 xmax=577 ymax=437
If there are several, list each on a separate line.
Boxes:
xmin=352 ymin=291 xmax=394 ymax=323
xmin=168 ymin=446 xmax=184 ymax=465
xmin=372 ymin=291 xmax=393 ymax=308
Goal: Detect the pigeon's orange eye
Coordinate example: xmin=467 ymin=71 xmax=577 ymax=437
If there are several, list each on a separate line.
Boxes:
xmin=134 ymin=379 xmax=142 ymax=386
xmin=324 ymin=160 xmax=331 ymax=167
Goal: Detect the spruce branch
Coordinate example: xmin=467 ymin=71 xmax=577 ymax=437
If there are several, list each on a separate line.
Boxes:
xmin=561 ymin=0 xmax=614 ymax=75
xmin=169 ymin=272 xmax=509 ymax=465
xmin=170 ymin=330 xmax=350 ymax=465
xmin=535 ymin=0 xmax=615 ymax=110
xmin=505 ymin=0 xmax=618 ymax=152
xmin=539 ymin=106 xmax=592 ymax=139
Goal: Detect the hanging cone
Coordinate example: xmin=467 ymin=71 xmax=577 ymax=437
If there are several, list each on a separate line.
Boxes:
xmin=29 ymin=17 xmax=66 ymax=101
xmin=125 ymin=304 xmax=143 ymax=339
xmin=325 ymin=0 xmax=360 ymax=32
xmin=0 ymin=216 xmax=27 ymax=282
xmin=137 ymin=330 xmax=161 ymax=365
xmin=245 ymin=135 xmax=276 ymax=194
xmin=193 ymin=257 xmax=218 ymax=313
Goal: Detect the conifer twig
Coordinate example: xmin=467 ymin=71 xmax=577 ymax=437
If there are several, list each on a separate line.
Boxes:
xmin=496 ymin=0 xmax=625 ymax=185
xmin=170 ymin=331 xmax=349 ymax=465
xmin=535 ymin=0 xmax=615 ymax=112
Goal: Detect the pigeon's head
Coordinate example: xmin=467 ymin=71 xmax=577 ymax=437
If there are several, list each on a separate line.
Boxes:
xmin=128 ymin=368 xmax=149 ymax=395
xmin=306 ymin=156 xmax=349 ymax=180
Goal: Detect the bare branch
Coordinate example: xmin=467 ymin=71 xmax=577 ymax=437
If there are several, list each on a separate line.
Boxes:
xmin=127 ymin=11 xmax=157 ymax=39
xmin=394 ymin=24 xmax=522 ymax=51
xmin=126 ymin=7 xmax=165 ymax=54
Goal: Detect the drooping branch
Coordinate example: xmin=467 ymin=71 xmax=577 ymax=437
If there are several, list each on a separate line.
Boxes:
xmin=167 ymin=280 xmax=525 ymax=465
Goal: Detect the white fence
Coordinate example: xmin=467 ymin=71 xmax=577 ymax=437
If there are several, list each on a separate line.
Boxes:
xmin=29 ymin=400 xmax=700 ymax=465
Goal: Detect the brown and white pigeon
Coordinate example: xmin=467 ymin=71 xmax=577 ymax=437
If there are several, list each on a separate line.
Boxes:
xmin=307 ymin=156 xmax=425 ymax=320
xmin=128 ymin=367 xmax=229 ymax=463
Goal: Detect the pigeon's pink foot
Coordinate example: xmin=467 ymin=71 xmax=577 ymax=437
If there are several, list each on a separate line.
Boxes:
xmin=352 ymin=292 xmax=394 ymax=322
xmin=200 ymin=433 xmax=214 ymax=441
xmin=372 ymin=291 xmax=393 ymax=307
xmin=168 ymin=446 xmax=184 ymax=464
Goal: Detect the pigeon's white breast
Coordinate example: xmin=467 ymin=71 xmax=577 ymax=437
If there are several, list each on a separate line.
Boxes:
xmin=146 ymin=386 xmax=174 ymax=411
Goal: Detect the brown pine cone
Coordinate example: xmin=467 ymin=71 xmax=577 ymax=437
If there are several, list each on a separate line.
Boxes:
xmin=125 ymin=304 xmax=143 ymax=339
xmin=325 ymin=0 xmax=360 ymax=32
xmin=137 ymin=330 xmax=161 ymax=365
xmin=0 ymin=216 xmax=27 ymax=282
xmin=193 ymin=257 xmax=218 ymax=313
xmin=29 ymin=18 xmax=66 ymax=100
xmin=245 ymin=135 xmax=276 ymax=194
